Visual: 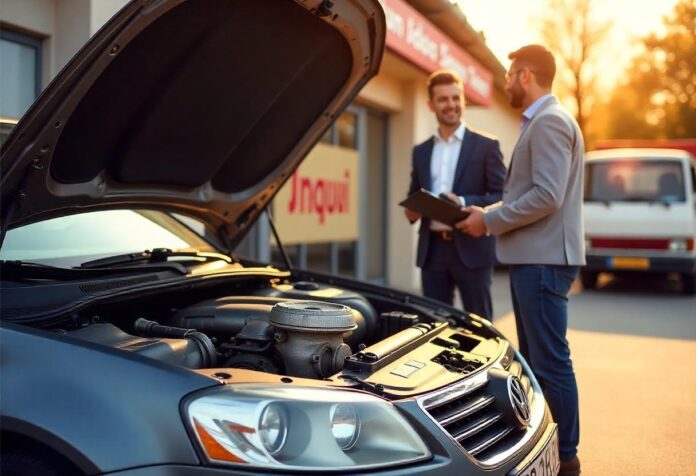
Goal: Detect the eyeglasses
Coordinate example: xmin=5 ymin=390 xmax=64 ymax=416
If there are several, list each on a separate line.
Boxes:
xmin=505 ymin=69 xmax=523 ymax=82
xmin=505 ymin=67 xmax=537 ymax=82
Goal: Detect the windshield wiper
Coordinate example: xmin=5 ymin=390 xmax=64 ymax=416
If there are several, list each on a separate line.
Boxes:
xmin=623 ymin=196 xmax=673 ymax=206
xmin=79 ymin=248 xmax=232 ymax=269
xmin=587 ymin=196 xmax=672 ymax=207
xmin=1 ymin=260 xmax=187 ymax=280
xmin=586 ymin=197 xmax=613 ymax=206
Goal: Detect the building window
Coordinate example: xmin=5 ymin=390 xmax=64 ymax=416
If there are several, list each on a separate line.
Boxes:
xmin=0 ymin=28 xmax=42 ymax=120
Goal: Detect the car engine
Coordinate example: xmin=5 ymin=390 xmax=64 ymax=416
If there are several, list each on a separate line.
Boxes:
xmin=63 ymin=279 xmax=506 ymax=398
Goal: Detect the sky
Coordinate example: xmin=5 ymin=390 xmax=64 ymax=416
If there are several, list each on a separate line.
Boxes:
xmin=453 ymin=0 xmax=680 ymax=91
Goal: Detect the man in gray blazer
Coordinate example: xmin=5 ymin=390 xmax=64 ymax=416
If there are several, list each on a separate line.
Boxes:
xmin=457 ymin=45 xmax=584 ymax=476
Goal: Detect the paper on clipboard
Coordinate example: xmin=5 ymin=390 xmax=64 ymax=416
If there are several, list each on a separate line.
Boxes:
xmin=399 ymin=188 xmax=469 ymax=226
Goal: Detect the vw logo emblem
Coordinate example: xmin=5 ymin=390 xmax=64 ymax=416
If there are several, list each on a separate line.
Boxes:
xmin=508 ymin=376 xmax=531 ymax=427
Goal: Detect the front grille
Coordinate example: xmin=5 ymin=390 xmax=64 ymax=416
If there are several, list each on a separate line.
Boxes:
xmin=423 ymin=359 xmax=533 ymax=462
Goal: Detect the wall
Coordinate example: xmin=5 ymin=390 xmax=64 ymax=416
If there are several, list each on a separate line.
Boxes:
xmin=54 ymin=0 xmax=90 ymax=74
xmin=386 ymin=79 xmax=430 ymax=292
xmin=89 ymin=0 xmax=127 ymax=36
xmin=360 ymin=70 xmax=403 ymax=113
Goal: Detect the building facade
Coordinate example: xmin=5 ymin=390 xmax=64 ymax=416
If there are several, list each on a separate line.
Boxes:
xmin=0 ymin=0 xmax=519 ymax=293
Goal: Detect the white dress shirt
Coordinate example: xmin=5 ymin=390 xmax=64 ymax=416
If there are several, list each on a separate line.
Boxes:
xmin=430 ymin=122 xmax=465 ymax=231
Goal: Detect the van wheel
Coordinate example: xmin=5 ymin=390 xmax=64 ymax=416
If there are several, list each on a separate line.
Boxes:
xmin=681 ymin=273 xmax=696 ymax=295
xmin=580 ymin=271 xmax=598 ymax=290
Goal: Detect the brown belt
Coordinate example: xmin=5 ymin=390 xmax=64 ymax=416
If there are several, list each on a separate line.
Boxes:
xmin=431 ymin=230 xmax=454 ymax=241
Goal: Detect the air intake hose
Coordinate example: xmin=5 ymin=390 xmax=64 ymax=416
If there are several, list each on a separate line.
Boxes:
xmin=134 ymin=318 xmax=217 ymax=367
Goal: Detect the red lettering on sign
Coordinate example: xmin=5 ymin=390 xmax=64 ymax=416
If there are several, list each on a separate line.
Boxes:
xmin=287 ymin=170 xmax=350 ymax=224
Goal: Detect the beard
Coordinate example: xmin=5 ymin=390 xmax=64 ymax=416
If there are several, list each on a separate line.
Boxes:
xmin=437 ymin=107 xmax=461 ymax=126
xmin=508 ymin=81 xmax=526 ymax=109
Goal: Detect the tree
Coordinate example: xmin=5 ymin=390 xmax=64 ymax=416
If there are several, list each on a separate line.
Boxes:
xmin=537 ymin=0 xmax=612 ymax=143
xmin=604 ymin=0 xmax=696 ymax=139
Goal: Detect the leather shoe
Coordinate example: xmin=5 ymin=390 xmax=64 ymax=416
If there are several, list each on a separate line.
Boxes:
xmin=559 ymin=456 xmax=580 ymax=476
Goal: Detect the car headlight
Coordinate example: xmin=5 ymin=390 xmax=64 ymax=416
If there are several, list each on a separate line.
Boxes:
xmin=185 ymin=385 xmax=431 ymax=471
xmin=330 ymin=403 xmax=360 ymax=451
xmin=258 ymin=402 xmax=288 ymax=455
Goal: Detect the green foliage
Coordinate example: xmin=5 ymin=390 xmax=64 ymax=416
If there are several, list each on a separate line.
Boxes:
xmin=604 ymin=0 xmax=696 ymax=140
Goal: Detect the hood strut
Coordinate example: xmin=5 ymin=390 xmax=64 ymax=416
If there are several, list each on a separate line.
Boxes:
xmin=266 ymin=209 xmax=293 ymax=277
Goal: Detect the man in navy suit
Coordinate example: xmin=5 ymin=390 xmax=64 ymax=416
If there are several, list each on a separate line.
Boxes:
xmin=404 ymin=70 xmax=506 ymax=319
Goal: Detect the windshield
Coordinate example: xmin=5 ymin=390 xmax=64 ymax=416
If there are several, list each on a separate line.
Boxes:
xmin=0 ymin=210 xmax=215 ymax=267
xmin=585 ymin=159 xmax=686 ymax=203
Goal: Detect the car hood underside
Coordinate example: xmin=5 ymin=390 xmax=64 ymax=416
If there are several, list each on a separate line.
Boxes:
xmin=0 ymin=0 xmax=385 ymax=248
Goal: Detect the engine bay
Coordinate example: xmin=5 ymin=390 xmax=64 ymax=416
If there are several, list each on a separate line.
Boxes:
xmin=56 ymin=279 xmax=508 ymax=399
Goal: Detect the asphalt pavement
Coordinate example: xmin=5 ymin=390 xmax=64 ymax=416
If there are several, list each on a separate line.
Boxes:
xmin=486 ymin=270 xmax=696 ymax=476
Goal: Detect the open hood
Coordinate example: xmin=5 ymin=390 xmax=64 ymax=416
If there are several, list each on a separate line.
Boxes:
xmin=0 ymin=0 xmax=385 ymax=249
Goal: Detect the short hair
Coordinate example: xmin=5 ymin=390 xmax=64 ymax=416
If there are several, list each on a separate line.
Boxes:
xmin=427 ymin=69 xmax=463 ymax=98
xmin=508 ymin=44 xmax=556 ymax=88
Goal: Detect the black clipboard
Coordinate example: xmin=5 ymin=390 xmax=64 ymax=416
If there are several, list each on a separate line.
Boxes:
xmin=399 ymin=188 xmax=469 ymax=226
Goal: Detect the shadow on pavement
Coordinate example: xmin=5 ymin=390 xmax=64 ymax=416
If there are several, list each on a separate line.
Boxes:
xmin=569 ymin=272 xmax=696 ymax=340
xmin=593 ymin=271 xmax=686 ymax=295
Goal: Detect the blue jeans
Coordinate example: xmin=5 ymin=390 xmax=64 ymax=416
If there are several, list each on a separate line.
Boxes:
xmin=509 ymin=265 xmax=580 ymax=461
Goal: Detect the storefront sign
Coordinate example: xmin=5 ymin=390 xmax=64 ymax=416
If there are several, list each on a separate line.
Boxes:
xmin=378 ymin=0 xmax=493 ymax=106
xmin=273 ymin=143 xmax=359 ymax=245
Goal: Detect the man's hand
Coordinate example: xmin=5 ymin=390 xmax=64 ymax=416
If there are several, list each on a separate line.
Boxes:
xmin=455 ymin=206 xmax=487 ymax=237
xmin=404 ymin=208 xmax=421 ymax=223
xmin=441 ymin=192 xmax=461 ymax=206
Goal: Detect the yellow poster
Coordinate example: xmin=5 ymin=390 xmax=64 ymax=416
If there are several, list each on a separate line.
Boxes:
xmin=273 ymin=143 xmax=359 ymax=245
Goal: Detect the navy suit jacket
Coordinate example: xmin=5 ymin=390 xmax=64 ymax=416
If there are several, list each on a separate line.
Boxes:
xmin=408 ymin=127 xmax=506 ymax=269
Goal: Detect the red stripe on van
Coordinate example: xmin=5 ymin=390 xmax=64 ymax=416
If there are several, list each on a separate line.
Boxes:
xmin=591 ymin=238 xmax=670 ymax=250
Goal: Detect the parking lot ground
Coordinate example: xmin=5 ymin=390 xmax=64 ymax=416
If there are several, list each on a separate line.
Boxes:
xmin=489 ymin=270 xmax=696 ymax=476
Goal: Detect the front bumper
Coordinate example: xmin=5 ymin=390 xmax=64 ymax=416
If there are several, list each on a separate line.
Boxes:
xmin=107 ymin=419 xmax=556 ymax=476
xmin=110 ymin=349 xmax=555 ymax=476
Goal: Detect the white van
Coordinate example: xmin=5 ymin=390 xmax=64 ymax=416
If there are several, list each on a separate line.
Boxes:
xmin=582 ymin=148 xmax=696 ymax=294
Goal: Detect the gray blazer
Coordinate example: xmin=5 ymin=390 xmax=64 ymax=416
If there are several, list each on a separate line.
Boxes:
xmin=484 ymin=96 xmax=586 ymax=265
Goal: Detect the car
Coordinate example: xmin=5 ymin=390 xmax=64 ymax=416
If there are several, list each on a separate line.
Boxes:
xmin=0 ymin=1 xmax=559 ymax=475
xmin=582 ymin=148 xmax=696 ymax=294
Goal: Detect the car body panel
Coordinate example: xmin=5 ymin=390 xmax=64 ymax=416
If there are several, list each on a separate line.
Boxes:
xmin=0 ymin=322 xmax=219 ymax=473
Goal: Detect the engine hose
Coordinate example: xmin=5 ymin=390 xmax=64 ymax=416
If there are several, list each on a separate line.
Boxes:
xmin=134 ymin=318 xmax=217 ymax=367
xmin=186 ymin=331 xmax=217 ymax=367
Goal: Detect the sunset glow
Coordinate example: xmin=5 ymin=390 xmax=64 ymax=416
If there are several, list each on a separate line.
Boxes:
xmin=454 ymin=0 xmax=680 ymax=90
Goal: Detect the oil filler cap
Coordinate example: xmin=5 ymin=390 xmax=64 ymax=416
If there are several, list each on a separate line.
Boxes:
xmin=270 ymin=301 xmax=356 ymax=332
xmin=294 ymin=281 xmax=321 ymax=291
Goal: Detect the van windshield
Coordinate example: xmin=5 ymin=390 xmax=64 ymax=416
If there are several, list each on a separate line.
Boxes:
xmin=585 ymin=159 xmax=685 ymax=203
